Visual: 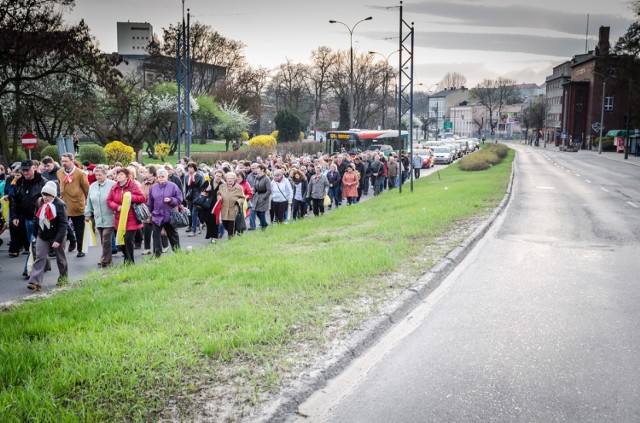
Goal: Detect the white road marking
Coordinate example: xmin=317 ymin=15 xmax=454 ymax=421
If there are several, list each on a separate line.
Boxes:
xmin=601 ymin=188 xmax=609 ymax=192
xmin=575 ymin=174 xmax=581 ymax=177
xmin=536 ymin=186 xmax=556 ymax=190
xmin=627 ymin=202 xmax=639 ymax=209
xmin=585 ymin=180 xmax=592 ymax=183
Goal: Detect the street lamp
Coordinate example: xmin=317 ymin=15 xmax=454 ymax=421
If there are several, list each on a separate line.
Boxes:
xmin=369 ymin=50 xmax=399 ymax=129
xmin=329 ymin=16 xmax=373 ymax=129
xmin=597 ymin=72 xmax=616 ymax=155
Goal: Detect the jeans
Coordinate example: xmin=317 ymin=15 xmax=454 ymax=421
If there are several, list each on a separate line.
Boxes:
xmin=328 ymin=186 xmax=340 ymax=207
xmin=249 ymin=208 xmax=257 ymax=229
xmin=189 ymin=203 xmax=200 ymax=232
xmin=256 ymin=211 xmax=268 ymax=229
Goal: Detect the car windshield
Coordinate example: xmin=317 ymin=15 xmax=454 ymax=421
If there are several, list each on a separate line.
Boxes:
xmin=433 ymin=147 xmax=450 ymax=153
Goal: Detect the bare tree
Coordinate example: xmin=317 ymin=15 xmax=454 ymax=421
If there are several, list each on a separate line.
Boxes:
xmin=439 ymin=72 xmax=467 ymax=90
xmin=309 ymin=46 xmax=336 ymax=130
xmin=161 ymin=21 xmax=246 ymax=95
xmin=268 ymin=59 xmax=313 ymax=122
xmin=470 ymin=77 xmax=521 ymax=134
xmin=0 ymin=0 xmax=120 ymax=164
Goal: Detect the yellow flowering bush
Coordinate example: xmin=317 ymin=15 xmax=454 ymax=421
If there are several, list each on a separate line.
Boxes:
xmin=270 ymin=130 xmax=278 ymax=139
xmin=154 ymin=143 xmax=170 ymax=161
xmin=241 ymin=131 xmax=249 ymax=142
xmin=298 ymin=131 xmax=305 ymax=141
xmin=248 ymin=135 xmax=277 ymax=151
xmin=104 ymin=141 xmax=135 ymax=166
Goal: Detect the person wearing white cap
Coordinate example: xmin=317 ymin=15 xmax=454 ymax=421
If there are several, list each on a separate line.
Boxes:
xmin=27 ymin=181 xmax=69 ymax=290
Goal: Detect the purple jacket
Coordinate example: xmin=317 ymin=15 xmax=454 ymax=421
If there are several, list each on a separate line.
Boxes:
xmin=147 ymin=181 xmax=183 ymax=225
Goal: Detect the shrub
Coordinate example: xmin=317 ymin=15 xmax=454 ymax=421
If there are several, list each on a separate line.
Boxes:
xmin=298 ymin=131 xmax=305 ymax=141
xmin=192 ymin=146 xmax=272 ymax=165
xmin=271 ymin=130 xmax=278 ymax=139
xmin=33 ymin=140 xmax=50 ymax=160
xmin=80 ymin=144 xmax=107 ymax=165
xmin=104 ymin=141 xmax=135 ymax=166
xmin=154 ymin=143 xmax=170 ymax=161
xmin=241 ymin=131 xmax=249 ymax=142
xmin=459 ymin=143 xmax=509 ymax=171
xmin=248 ymin=135 xmax=277 ymax=151
xmin=40 ymin=145 xmax=60 ymax=163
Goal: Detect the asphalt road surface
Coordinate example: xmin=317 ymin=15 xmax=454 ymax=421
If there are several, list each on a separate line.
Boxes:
xmin=291 ymin=143 xmax=640 ymax=422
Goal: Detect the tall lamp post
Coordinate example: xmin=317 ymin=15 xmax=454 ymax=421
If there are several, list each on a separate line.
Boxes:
xmin=369 ymin=50 xmax=399 ymax=129
xmin=597 ymin=73 xmax=615 ymax=155
xmin=329 ymin=16 xmax=373 ymax=129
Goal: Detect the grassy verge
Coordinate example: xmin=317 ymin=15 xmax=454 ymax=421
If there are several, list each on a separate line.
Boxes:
xmin=0 ymin=148 xmax=514 ymax=421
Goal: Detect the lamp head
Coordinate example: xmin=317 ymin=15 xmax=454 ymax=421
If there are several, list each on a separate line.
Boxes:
xmin=365 ymin=16 xmax=373 ymax=21
xmin=329 ymin=20 xmax=337 ymax=23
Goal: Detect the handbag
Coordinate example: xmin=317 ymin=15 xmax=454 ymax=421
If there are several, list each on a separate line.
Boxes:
xmin=170 ymin=205 xmax=191 ymax=228
xmin=132 ymin=202 xmax=151 ymax=223
xmin=193 ymin=192 xmax=213 ymax=210
xmin=323 ymin=194 xmax=331 ymax=207
xmin=234 ymin=203 xmax=247 ymax=233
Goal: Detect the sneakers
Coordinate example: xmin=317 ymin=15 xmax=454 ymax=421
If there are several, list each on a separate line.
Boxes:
xmin=162 ymin=246 xmax=170 ymax=253
xmin=141 ymin=249 xmax=152 ymax=255
xmin=188 ymin=232 xmax=196 ymax=237
xmin=76 ymin=252 xmax=86 ymax=258
xmin=68 ymin=240 xmax=77 ymax=252
xmin=185 ymin=228 xmax=192 ymax=233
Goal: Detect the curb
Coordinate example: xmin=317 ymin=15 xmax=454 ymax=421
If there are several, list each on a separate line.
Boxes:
xmin=253 ymin=159 xmax=517 ymax=423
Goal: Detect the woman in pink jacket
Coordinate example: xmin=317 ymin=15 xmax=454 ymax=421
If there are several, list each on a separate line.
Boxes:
xmin=107 ymin=167 xmax=145 ymax=264
xmin=341 ymin=164 xmax=359 ymax=205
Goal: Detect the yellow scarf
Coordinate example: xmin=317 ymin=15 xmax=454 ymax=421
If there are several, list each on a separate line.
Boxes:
xmin=116 ymin=191 xmax=131 ymax=246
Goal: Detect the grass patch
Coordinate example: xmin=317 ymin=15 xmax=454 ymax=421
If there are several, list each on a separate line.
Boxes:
xmin=0 ymin=149 xmax=514 ymax=421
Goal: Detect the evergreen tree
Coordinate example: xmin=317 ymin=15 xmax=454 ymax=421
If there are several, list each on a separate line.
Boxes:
xmin=274 ymin=109 xmax=303 ymax=142
xmin=338 ymin=97 xmax=350 ymax=130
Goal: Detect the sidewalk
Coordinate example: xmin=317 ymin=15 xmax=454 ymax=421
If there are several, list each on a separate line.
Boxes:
xmin=533 ymin=143 xmax=640 ymax=167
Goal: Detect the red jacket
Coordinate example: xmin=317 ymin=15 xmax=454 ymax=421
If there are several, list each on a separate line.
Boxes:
xmin=107 ymin=179 xmax=145 ymax=231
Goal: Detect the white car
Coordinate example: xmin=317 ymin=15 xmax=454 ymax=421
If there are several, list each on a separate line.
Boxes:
xmin=433 ymin=146 xmax=454 ymax=164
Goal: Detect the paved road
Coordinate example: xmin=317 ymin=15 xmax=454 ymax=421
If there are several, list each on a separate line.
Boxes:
xmin=291 ymin=143 xmax=640 ymax=422
xmin=0 ymin=164 xmax=442 ymax=303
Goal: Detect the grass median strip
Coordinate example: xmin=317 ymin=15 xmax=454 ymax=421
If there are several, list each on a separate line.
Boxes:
xmin=0 ymin=148 xmax=514 ymax=422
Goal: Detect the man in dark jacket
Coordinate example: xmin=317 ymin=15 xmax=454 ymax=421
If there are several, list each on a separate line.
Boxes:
xmin=28 ymin=181 xmax=68 ymax=290
xmin=354 ymin=156 xmax=367 ymax=202
xmin=369 ymin=155 xmax=385 ymax=196
xmin=10 ymin=160 xmax=46 ymax=274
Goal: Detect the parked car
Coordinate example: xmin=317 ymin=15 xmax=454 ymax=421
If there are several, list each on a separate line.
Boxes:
xmin=433 ymin=146 xmax=454 ymax=164
xmin=414 ymin=149 xmax=434 ymax=168
xmin=444 ymin=142 xmax=461 ymax=159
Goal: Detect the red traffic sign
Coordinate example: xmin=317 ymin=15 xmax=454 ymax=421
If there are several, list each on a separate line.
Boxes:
xmin=21 ymin=132 xmax=38 ymax=150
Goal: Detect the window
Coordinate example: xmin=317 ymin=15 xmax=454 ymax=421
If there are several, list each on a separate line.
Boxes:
xmin=605 ymin=96 xmax=614 ymax=111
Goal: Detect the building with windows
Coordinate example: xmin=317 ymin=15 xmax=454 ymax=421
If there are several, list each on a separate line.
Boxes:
xmin=426 ymin=87 xmax=470 ymax=136
xmin=116 ymin=22 xmax=158 ymax=56
xmin=545 ymin=61 xmax=571 ymax=145
xmin=558 ymin=26 xmax=637 ymax=150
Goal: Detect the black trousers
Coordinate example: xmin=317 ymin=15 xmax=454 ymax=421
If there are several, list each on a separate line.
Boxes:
xmin=122 ymin=230 xmax=136 ymax=264
xmin=152 ymin=222 xmax=180 ymax=257
xmin=271 ymin=201 xmax=288 ymax=223
xmin=311 ymin=198 xmax=325 ymax=216
xmin=68 ymin=215 xmax=85 ymax=252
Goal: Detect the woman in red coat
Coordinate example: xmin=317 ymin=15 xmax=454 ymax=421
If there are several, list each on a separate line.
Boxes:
xmin=107 ymin=167 xmax=145 ymax=264
xmin=341 ymin=164 xmax=360 ymax=205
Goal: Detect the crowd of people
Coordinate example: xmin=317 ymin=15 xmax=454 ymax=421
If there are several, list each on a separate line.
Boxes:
xmin=0 ymin=148 xmax=415 ymax=290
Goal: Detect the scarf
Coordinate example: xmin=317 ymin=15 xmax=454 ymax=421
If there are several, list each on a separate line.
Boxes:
xmin=36 ymin=201 xmax=57 ymax=230
xmin=63 ymin=166 xmax=75 ymax=184
xmin=189 ymin=173 xmax=195 ymax=185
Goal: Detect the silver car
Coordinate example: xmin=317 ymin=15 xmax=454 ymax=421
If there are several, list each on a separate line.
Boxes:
xmin=433 ymin=146 xmax=454 ymax=164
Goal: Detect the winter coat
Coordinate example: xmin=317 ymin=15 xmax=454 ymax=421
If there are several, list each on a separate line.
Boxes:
xmin=355 ymin=162 xmax=366 ymax=185
xmin=41 ymin=166 xmax=59 ymax=182
xmin=57 ymin=166 xmax=90 ymax=217
xmin=217 ymin=183 xmax=245 ymax=221
xmin=412 ymin=155 xmax=423 ymax=169
xmin=147 ymin=181 xmax=183 ymax=226
xmin=9 ymin=172 xmax=46 ymax=221
xmin=32 ymin=197 xmax=68 ymax=243
xmin=252 ymin=174 xmax=272 ymax=212
xmin=270 ymin=178 xmax=293 ymax=203
xmin=291 ymin=177 xmax=308 ymax=201
xmin=85 ymin=179 xmax=116 ymax=228
xmin=341 ymin=171 xmax=359 ymax=199
xmin=369 ymin=161 xmax=384 ymax=177
xmin=387 ymin=160 xmax=399 ymax=177
xmin=306 ymin=173 xmax=329 ymax=200
xmin=185 ymin=171 xmax=204 ymax=202
xmin=107 ymin=179 xmax=145 ymax=231
xmin=326 ymin=170 xmax=341 ymax=188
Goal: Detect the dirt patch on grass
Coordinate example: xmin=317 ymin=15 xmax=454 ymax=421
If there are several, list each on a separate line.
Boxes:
xmin=158 ymin=215 xmax=488 ymax=422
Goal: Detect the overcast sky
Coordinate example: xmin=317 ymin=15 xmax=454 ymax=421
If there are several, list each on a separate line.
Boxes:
xmin=65 ymin=0 xmax=636 ymax=88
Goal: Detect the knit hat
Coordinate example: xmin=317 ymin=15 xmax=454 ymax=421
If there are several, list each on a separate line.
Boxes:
xmin=41 ymin=181 xmax=58 ymax=197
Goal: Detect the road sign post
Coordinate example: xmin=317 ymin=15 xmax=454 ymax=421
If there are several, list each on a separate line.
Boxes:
xmin=21 ymin=132 xmax=37 ymax=159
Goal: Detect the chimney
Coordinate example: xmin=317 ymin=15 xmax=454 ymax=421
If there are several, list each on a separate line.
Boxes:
xmin=598 ymin=26 xmax=610 ymax=56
